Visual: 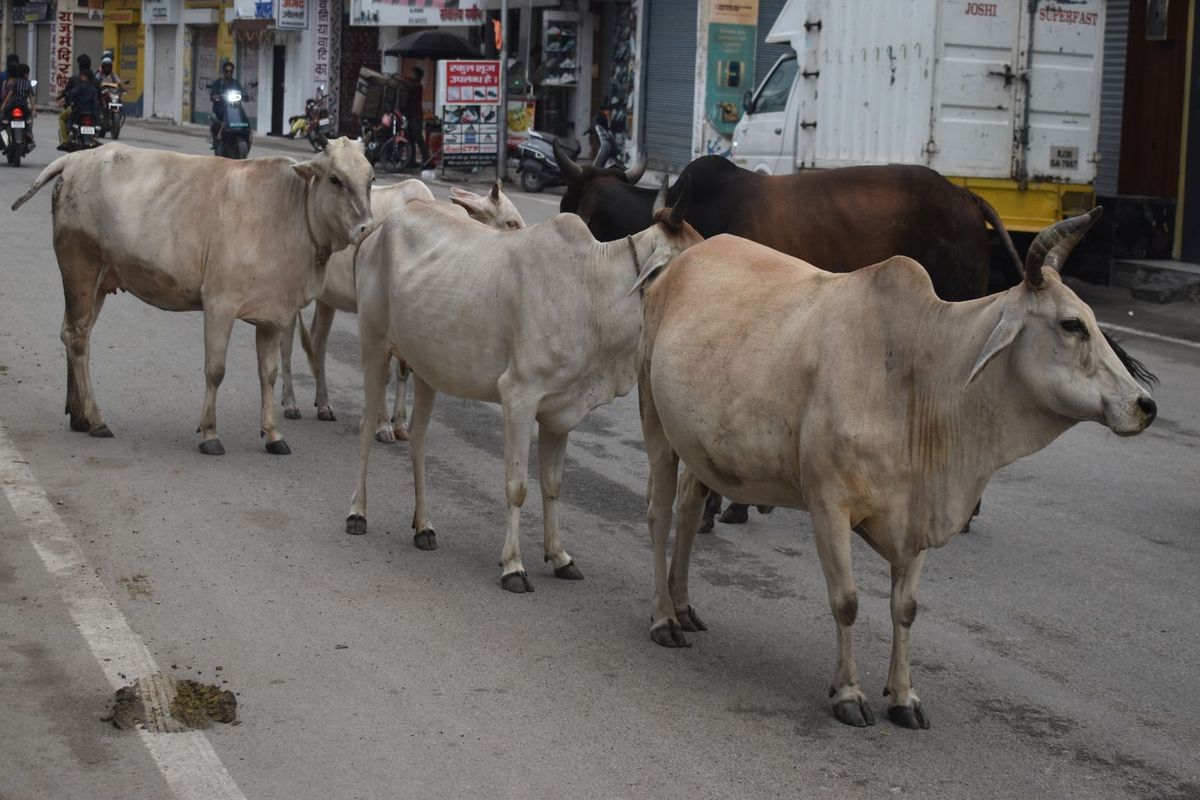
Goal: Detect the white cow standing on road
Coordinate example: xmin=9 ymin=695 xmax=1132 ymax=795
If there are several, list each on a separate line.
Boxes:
xmin=278 ymin=180 xmax=526 ymax=441
xmin=347 ymin=186 xmax=702 ymax=591
xmin=636 ymin=210 xmax=1156 ymax=728
xmin=11 ymin=140 xmax=374 ymax=455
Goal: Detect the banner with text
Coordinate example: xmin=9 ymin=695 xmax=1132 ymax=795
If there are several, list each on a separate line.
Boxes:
xmin=438 ymin=60 xmax=500 ymax=170
xmin=350 ymin=0 xmax=483 ymax=27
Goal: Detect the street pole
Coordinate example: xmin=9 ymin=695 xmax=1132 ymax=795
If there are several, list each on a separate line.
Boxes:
xmin=497 ymin=0 xmax=508 ymax=181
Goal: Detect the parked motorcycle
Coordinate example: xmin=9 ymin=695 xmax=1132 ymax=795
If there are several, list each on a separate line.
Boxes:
xmin=362 ymin=109 xmax=412 ymax=173
xmin=99 ymin=81 xmax=127 ymax=140
xmin=516 ymin=130 xmax=581 ymax=193
xmin=305 ymin=84 xmax=333 ymax=152
xmin=213 ymin=88 xmax=252 ymax=160
xmin=0 ymin=81 xmax=37 ymax=167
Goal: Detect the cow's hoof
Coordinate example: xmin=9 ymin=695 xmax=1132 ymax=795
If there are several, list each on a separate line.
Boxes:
xmin=676 ymin=605 xmax=707 ymax=632
xmin=346 ymin=514 xmax=367 ymax=536
xmin=832 ymin=696 xmax=876 ymax=728
xmin=69 ymin=416 xmax=90 ymax=432
xmin=198 ymin=439 xmax=226 ymax=456
xmin=755 ymin=505 xmax=775 ymax=514
xmin=88 ymin=424 xmax=114 ymax=438
xmin=960 ymin=520 xmax=972 ymax=534
xmin=392 ymin=425 xmax=410 ymax=442
xmin=650 ymin=619 xmax=689 ymax=648
xmin=719 ymin=504 xmax=750 ymax=524
xmin=283 ymin=407 xmax=302 ymax=420
xmin=551 ymin=559 xmax=583 ymax=580
xmin=317 ymin=408 xmax=336 ymax=422
xmin=500 ymin=571 xmax=534 ymax=593
xmin=413 ymin=529 xmax=437 ymax=550
xmin=698 ymin=517 xmax=715 ymax=534
xmin=887 ymin=703 xmax=930 ymax=730
xmin=374 ymin=428 xmax=395 ymax=444
xmin=265 ymin=440 xmax=291 ymax=456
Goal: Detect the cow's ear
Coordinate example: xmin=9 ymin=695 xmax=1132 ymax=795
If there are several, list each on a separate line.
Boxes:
xmin=449 ymin=187 xmax=484 ymax=216
xmin=292 ymin=162 xmax=318 ymax=181
xmin=628 ymin=247 xmax=673 ymax=296
xmin=967 ymin=300 xmax=1023 ymax=386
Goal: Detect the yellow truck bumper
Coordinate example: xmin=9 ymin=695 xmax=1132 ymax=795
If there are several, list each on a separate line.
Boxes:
xmin=944 ymin=177 xmax=1096 ymax=233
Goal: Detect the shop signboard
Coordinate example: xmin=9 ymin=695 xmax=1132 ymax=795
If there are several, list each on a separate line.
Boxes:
xmin=144 ymin=0 xmax=179 ymax=24
xmin=312 ymin=0 xmax=332 ymax=87
xmin=350 ymin=0 xmax=483 ymax=27
xmin=437 ymin=60 xmax=500 ymax=170
xmin=705 ymin=0 xmax=757 ymax=136
xmin=52 ymin=10 xmax=74 ymax=97
xmin=277 ymin=0 xmax=307 ymax=29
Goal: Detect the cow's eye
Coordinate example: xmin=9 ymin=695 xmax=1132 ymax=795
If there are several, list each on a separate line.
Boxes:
xmin=1060 ymin=318 xmax=1088 ymax=338
xmin=506 ymin=220 xmax=520 ymax=229
xmin=330 ymin=175 xmax=343 ymax=188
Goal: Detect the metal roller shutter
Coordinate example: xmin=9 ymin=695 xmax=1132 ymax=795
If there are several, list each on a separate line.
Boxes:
xmin=755 ymin=0 xmax=791 ymax=89
xmin=1096 ymin=0 xmax=1129 ymax=196
xmin=642 ymin=0 xmax=697 ymax=173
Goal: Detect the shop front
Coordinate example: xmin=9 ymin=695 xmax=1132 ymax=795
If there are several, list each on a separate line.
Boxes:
xmin=102 ymin=0 xmax=145 ymax=116
xmin=142 ymin=0 xmax=181 ymax=120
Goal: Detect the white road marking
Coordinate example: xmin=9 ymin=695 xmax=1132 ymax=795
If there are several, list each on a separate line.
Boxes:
xmin=1100 ymin=322 xmax=1200 ymax=351
xmin=0 ymin=425 xmax=248 ymax=800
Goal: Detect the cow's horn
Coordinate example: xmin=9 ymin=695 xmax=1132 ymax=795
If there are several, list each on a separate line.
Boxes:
xmin=652 ymin=175 xmax=668 ymax=215
xmin=490 ymin=179 xmax=501 ymax=203
xmin=622 ymin=158 xmax=647 ymax=185
xmin=667 ymin=175 xmax=691 ymax=228
xmin=1025 ymin=207 xmax=1103 ymax=288
xmin=553 ymin=139 xmax=583 ymax=183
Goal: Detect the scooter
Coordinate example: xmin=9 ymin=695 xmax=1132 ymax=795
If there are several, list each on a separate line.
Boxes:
xmin=213 ymin=88 xmax=252 ymax=159
xmin=99 ymin=81 xmax=127 ymax=140
xmin=305 ymin=84 xmax=333 ymax=152
xmin=362 ymin=109 xmax=411 ymax=173
xmin=589 ymin=113 xmax=624 ymax=171
xmin=516 ymin=130 xmax=581 ymax=193
xmin=0 ymin=84 xmax=37 ymax=167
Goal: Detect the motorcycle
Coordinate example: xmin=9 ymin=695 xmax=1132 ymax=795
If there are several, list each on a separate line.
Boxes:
xmin=305 ymin=85 xmax=333 ymax=152
xmin=362 ymin=109 xmax=412 ymax=173
xmin=213 ymin=88 xmax=252 ymax=159
xmin=67 ymin=111 xmax=100 ymax=152
xmin=516 ymin=130 xmax=581 ymax=193
xmin=99 ymin=81 xmax=127 ymax=140
xmin=0 ymin=81 xmax=37 ymax=167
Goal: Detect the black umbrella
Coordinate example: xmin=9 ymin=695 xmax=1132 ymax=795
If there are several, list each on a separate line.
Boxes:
xmin=384 ymin=30 xmax=478 ymax=60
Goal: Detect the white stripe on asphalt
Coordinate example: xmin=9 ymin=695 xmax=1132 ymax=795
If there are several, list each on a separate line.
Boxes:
xmin=0 ymin=425 xmax=248 ymax=800
xmin=1101 ymin=322 xmax=1200 ymax=351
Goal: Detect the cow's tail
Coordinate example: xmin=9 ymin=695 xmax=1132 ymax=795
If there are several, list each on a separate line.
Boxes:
xmin=970 ymin=191 xmax=1025 ymax=288
xmin=11 ymin=157 xmax=69 ymax=211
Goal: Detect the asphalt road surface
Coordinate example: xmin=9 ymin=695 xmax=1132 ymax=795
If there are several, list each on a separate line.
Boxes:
xmin=1 ymin=124 xmax=1198 ymax=800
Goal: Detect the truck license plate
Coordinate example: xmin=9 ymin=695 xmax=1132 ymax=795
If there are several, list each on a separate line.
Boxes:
xmin=80 ymin=126 xmax=95 ymax=134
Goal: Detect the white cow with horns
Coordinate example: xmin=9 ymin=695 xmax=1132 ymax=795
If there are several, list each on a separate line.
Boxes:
xmin=347 ymin=185 xmax=702 ymax=592
xmin=636 ymin=209 xmax=1156 ymax=729
xmin=10 ymin=139 xmax=374 ymax=454
xmin=278 ymin=180 xmax=526 ymax=441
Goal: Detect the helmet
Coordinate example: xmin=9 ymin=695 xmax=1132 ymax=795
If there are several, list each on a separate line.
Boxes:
xmin=101 ymin=53 xmax=113 ymax=66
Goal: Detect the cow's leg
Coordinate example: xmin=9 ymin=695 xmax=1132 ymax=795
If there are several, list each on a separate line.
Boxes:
xmin=255 ymin=325 xmax=290 ymax=455
xmin=699 ymin=489 xmax=722 ymax=533
xmin=538 ymin=424 xmax=581 ymax=579
xmin=197 ymin=310 xmax=236 ymax=455
xmin=309 ymin=301 xmax=337 ymax=422
xmin=346 ymin=335 xmax=392 ymax=534
xmin=884 ymin=551 xmax=930 ymax=729
xmin=642 ymin=382 xmax=685 ymax=646
xmin=279 ymin=313 xmax=301 ymax=420
xmin=497 ymin=386 xmax=538 ymax=593
xmin=61 ymin=273 xmax=110 ymax=436
xmin=389 ymin=360 xmax=411 ymax=442
xmin=812 ymin=506 xmax=874 ymax=727
xmin=408 ymin=374 xmax=437 ymax=549
xmin=671 ymin=467 xmax=708 ymax=633
xmin=374 ymin=358 xmax=403 ymax=443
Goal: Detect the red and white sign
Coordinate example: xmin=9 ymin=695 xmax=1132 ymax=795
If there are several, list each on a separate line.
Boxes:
xmin=312 ymin=0 xmax=332 ymax=87
xmin=443 ymin=60 xmax=500 ymax=104
xmin=52 ymin=11 xmax=73 ymax=98
xmin=277 ymin=0 xmax=307 ymax=29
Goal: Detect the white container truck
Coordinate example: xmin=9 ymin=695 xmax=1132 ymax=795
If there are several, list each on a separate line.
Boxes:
xmin=730 ymin=0 xmax=1105 ymax=231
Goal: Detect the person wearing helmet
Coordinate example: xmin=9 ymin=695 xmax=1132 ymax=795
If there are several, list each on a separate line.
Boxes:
xmin=98 ymin=52 xmax=123 ymax=89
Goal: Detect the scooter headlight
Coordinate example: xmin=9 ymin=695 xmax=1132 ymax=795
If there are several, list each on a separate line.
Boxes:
xmin=224 ymin=90 xmax=242 ymax=103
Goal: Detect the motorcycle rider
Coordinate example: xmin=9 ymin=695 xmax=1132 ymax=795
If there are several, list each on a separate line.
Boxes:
xmin=1 ymin=63 xmax=37 ymax=150
xmin=98 ymin=51 xmax=124 ymax=91
xmin=209 ymin=61 xmax=244 ymax=148
xmin=0 ymin=54 xmax=19 ymax=86
xmin=59 ymin=67 xmax=101 ymax=150
xmin=58 ymin=53 xmax=98 ymax=148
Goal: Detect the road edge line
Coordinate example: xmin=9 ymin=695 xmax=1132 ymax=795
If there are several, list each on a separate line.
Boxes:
xmin=1101 ymin=322 xmax=1200 ymax=351
xmin=0 ymin=425 xmax=249 ymax=800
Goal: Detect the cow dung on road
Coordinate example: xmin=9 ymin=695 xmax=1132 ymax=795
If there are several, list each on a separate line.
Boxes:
xmin=104 ymin=673 xmax=237 ymax=732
